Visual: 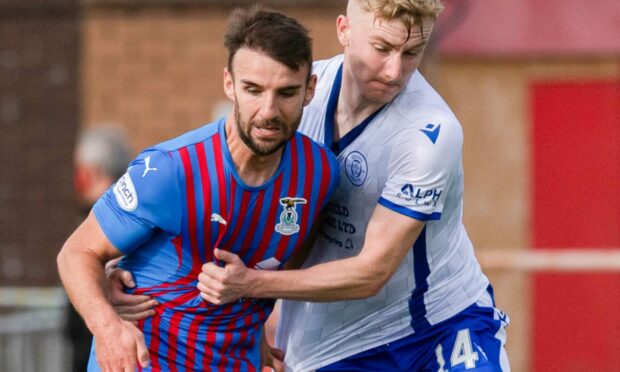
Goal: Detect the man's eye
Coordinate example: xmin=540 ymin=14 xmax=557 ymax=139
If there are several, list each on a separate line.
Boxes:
xmin=374 ymin=45 xmax=388 ymax=53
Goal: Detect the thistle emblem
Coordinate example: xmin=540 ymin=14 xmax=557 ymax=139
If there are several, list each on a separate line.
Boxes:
xmin=275 ymin=197 xmax=307 ymax=235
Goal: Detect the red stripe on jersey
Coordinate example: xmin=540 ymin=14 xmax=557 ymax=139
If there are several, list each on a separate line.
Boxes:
xmin=216 ymin=302 xmax=239 ymax=371
xmin=211 ymin=134 xmax=230 ymax=266
xmin=235 ymin=189 xmax=266 ymax=262
xmin=184 ymin=314 xmax=206 ymax=371
xmin=171 ymin=235 xmax=183 ymax=270
xmin=247 ymin=176 xmax=283 ymax=268
xmin=219 ymin=186 xmax=250 ymax=252
xmin=237 ymin=302 xmax=268 ymax=371
xmin=166 ymin=312 xmax=185 ymax=371
xmin=179 ymin=147 xmax=202 ymax=275
xmin=224 ymin=301 xmax=254 ymax=371
xmin=273 ymin=138 xmax=299 ymax=262
xmin=235 ymin=304 xmax=258 ymax=370
xmin=212 ymin=134 xmax=228 ymax=221
xmin=299 ymin=136 xmax=314 ymax=237
xmin=196 ymin=142 xmax=213 ymax=263
xmin=204 ymin=323 xmax=217 ymax=370
xmin=149 ymin=308 xmax=163 ymax=370
xmin=214 ymin=180 xmax=236 ymax=252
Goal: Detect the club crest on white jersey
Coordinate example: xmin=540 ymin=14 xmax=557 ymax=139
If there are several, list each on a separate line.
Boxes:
xmin=344 ymin=151 xmax=368 ymax=186
xmin=275 ymin=197 xmax=307 ymax=235
xmin=113 ymin=172 xmax=138 ymax=211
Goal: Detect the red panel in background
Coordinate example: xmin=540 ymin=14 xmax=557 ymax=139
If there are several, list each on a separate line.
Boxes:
xmin=437 ymin=0 xmax=620 ymax=57
xmin=532 ymin=81 xmax=620 ymax=372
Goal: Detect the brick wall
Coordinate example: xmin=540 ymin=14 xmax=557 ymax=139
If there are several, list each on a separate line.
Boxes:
xmin=81 ymin=3 xmax=345 ymax=151
xmin=0 ymin=0 xmax=81 ymax=285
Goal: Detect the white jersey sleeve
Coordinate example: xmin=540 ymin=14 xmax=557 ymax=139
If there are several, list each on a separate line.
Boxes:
xmin=379 ymin=106 xmax=463 ymax=221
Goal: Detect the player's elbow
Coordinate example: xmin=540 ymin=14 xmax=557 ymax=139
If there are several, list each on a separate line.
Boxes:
xmin=355 ymin=262 xmax=392 ymax=298
xmin=56 ymin=243 xmax=72 ymax=279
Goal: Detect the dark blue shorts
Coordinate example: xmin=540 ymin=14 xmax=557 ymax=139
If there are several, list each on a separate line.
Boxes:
xmin=318 ymin=286 xmax=510 ymax=372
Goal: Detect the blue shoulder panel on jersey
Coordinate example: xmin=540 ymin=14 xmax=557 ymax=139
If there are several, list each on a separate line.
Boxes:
xmin=93 ymin=149 xmax=183 ymax=254
xmin=378 ymin=197 xmax=441 ymax=221
xmin=153 ymin=118 xmax=222 ymax=152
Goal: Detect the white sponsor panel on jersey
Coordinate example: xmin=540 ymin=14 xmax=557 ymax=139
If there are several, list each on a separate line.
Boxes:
xmin=254 ymin=257 xmax=281 ymax=270
xmin=113 ymin=172 xmax=138 ymax=211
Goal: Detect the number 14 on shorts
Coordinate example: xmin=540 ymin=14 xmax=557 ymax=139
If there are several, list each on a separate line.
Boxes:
xmin=435 ymin=329 xmax=479 ymax=371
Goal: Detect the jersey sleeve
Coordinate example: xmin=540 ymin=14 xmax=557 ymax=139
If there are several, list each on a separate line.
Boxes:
xmin=378 ymin=117 xmax=463 ymax=221
xmin=92 ymin=149 xmax=182 ymax=254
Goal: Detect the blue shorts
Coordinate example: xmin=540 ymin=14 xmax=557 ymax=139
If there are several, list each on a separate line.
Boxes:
xmin=318 ymin=286 xmax=510 ymax=372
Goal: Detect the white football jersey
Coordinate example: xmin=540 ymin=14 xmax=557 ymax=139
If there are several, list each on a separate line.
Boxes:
xmin=275 ymin=55 xmax=490 ymax=371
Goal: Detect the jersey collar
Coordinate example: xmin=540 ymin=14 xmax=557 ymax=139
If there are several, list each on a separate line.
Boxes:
xmin=324 ymin=63 xmax=386 ymax=156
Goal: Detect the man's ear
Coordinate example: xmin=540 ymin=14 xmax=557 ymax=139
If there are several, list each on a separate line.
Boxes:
xmin=223 ymin=67 xmax=235 ymax=101
xmin=336 ymin=15 xmax=350 ymax=47
xmin=303 ymin=74 xmax=318 ymax=107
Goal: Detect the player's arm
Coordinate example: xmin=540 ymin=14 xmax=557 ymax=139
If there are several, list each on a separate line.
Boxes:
xmin=199 ymin=203 xmax=424 ymax=303
xmin=57 ymin=212 xmax=150 ymax=370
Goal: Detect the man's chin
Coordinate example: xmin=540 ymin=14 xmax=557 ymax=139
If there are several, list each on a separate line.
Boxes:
xmin=249 ymin=141 xmax=286 ymax=156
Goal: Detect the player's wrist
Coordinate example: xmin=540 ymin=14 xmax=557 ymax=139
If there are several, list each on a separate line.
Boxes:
xmin=244 ymin=268 xmax=264 ymax=298
xmin=88 ymin=307 xmax=124 ymax=336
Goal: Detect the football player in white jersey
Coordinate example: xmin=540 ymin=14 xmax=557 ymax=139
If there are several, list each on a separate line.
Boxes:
xmin=107 ymin=1 xmax=510 ymax=371
xmin=197 ymin=1 xmax=510 ymax=371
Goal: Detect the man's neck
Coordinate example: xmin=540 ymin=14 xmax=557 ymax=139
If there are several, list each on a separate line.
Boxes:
xmin=333 ymin=65 xmax=384 ymax=142
xmin=225 ymin=118 xmax=283 ymax=187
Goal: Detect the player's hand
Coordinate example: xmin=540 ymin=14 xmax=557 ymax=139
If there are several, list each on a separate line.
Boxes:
xmin=105 ymin=260 xmax=158 ymax=322
xmin=198 ymin=248 xmax=251 ymax=305
xmin=94 ymin=319 xmax=150 ymax=371
xmin=260 ymin=330 xmax=284 ymax=372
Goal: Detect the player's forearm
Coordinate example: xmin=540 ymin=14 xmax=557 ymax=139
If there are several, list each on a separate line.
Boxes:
xmin=57 ymin=246 xmax=124 ymax=334
xmin=246 ymin=254 xmax=389 ymax=302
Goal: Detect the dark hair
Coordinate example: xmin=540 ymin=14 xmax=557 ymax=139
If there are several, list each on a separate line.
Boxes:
xmin=224 ymin=6 xmax=313 ymax=78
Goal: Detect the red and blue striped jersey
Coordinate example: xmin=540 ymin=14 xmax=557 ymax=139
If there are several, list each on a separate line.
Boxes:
xmin=91 ymin=118 xmax=339 ymax=371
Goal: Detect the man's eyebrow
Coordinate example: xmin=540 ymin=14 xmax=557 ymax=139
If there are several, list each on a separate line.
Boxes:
xmin=278 ymin=85 xmax=303 ymax=91
xmin=240 ymin=80 xmax=303 ymax=91
xmin=240 ymin=79 xmax=260 ymax=86
xmin=372 ymin=37 xmax=427 ymax=49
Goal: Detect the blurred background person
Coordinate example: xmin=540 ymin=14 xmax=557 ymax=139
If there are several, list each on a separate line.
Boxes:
xmin=66 ymin=126 xmax=132 ymax=372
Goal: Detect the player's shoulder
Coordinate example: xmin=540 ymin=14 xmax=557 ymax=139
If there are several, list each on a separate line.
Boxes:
xmin=312 ymin=54 xmax=344 ymax=90
xmin=147 ymin=119 xmax=222 ymax=154
xmin=386 ymin=72 xmax=462 ymax=144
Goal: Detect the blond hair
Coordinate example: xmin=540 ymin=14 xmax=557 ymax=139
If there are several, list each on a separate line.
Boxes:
xmin=355 ymin=0 xmax=444 ymax=37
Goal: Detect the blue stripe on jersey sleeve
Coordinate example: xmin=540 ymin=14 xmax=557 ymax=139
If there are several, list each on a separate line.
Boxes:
xmin=378 ymin=197 xmax=441 ymax=221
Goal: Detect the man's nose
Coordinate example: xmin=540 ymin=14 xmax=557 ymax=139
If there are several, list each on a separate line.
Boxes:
xmin=383 ymin=54 xmax=403 ymax=82
xmin=259 ymin=94 xmax=278 ymax=120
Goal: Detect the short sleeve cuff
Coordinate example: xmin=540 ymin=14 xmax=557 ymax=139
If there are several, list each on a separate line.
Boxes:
xmin=93 ymin=196 xmax=153 ymax=254
xmin=378 ymin=197 xmax=441 ymax=221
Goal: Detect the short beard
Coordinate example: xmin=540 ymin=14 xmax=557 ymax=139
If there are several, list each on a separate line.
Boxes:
xmin=234 ymin=101 xmax=294 ymax=156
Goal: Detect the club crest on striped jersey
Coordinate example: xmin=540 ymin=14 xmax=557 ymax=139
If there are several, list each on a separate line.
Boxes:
xmin=275 ymin=197 xmax=307 ymax=235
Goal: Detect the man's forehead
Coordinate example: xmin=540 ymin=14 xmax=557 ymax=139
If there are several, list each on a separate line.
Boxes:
xmin=230 ymin=48 xmax=308 ymax=85
xmin=368 ymin=16 xmax=434 ymax=45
